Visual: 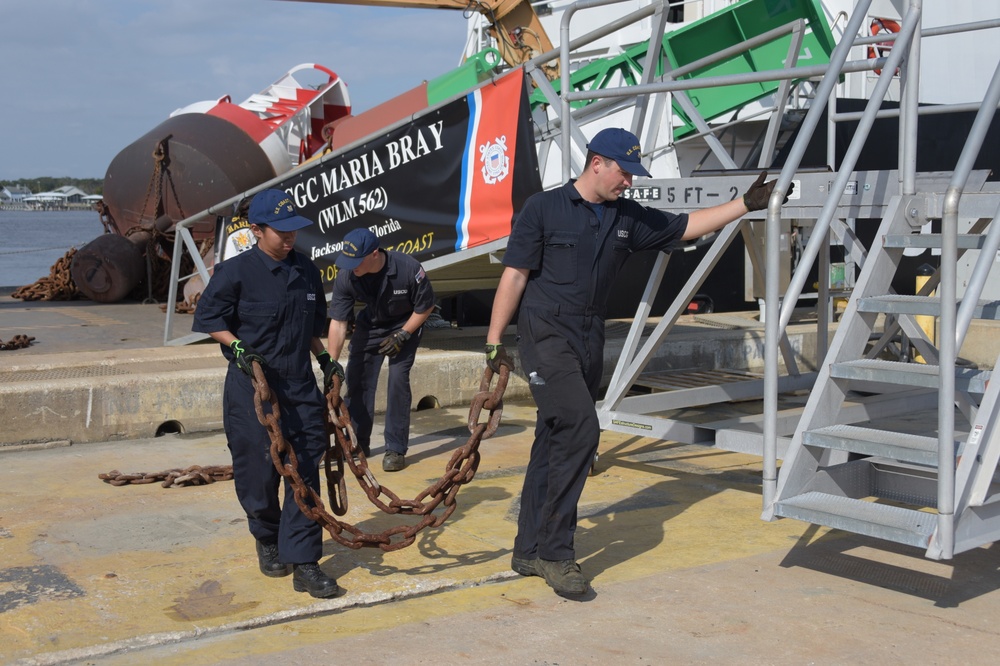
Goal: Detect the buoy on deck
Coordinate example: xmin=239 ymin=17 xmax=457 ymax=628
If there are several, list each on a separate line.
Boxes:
xmin=70 ymin=234 xmax=146 ymax=303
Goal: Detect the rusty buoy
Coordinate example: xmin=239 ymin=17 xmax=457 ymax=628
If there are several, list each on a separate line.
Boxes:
xmin=70 ymin=234 xmax=146 ymax=303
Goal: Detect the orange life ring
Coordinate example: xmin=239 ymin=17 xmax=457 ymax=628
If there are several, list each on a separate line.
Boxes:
xmin=868 ymin=17 xmax=901 ymax=76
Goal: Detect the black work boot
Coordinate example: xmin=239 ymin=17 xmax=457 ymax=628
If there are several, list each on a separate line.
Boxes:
xmin=382 ymin=450 xmax=406 ymax=472
xmin=256 ymin=539 xmax=291 ymax=578
xmin=292 ymin=563 xmax=340 ymax=598
xmin=511 ymin=555 xmax=540 ymax=577
xmin=536 ymin=558 xmax=588 ymax=595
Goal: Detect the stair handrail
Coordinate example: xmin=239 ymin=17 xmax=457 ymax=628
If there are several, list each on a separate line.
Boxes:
xmin=522 ymin=0 xmax=841 ymax=182
xmin=765 ymin=1 xmax=928 ymax=509
xmin=933 ymin=56 xmax=1000 ymax=558
xmin=763 ymin=0 xmax=887 ymax=506
xmin=953 ymin=62 xmax=1000 ymax=350
xmin=556 ymin=0 xmax=660 ymax=181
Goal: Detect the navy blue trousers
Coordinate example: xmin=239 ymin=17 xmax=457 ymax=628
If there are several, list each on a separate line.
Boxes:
xmin=345 ymin=327 xmax=422 ymax=455
xmin=223 ymin=369 xmax=327 ymax=564
xmin=513 ymin=311 xmax=603 ymax=562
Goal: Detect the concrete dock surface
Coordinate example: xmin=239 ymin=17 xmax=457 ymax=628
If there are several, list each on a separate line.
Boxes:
xmin=3 ymin=294 xmax=1000 ymax=664
xmin=5 ymin=402 xmax=1000 ymax=665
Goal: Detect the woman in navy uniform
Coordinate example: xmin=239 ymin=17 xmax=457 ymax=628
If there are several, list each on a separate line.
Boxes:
xmin=327 ymin=227 xmax=435 ymax=472
xmin=193 ymin=188 xmax=342 ymax=599
xmin=485 ymin=128 xmax=791 ymax=596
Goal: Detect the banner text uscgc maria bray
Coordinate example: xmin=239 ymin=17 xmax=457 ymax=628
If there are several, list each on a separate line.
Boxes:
xmin=289 ymin=121 xmax=445 ymax=232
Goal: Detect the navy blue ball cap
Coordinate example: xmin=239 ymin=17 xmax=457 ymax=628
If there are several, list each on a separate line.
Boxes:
xmin=336 ymin=227 xmax=380 ymax=269
xmin=248 ymin=189 xmax=314 ymax=231
xmin=586 ymin=127 xmax=651 ymax=177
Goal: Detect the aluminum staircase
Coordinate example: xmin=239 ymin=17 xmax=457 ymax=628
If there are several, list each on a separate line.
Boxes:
xmin=768 ymin=188 xmax=1000 ymax=558
xmin=744 ymin=0 xmax=1000 ymax=561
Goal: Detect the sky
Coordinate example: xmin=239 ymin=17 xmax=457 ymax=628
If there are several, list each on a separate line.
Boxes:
xmin=0 ymin=0 xmax=471 ymax=181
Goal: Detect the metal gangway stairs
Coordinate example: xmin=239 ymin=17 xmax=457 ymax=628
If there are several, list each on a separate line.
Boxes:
xmin=765 ymin=170 xmax=1000 ymax=559
xmin=756 ymin=3 xmax=1000 ymax=560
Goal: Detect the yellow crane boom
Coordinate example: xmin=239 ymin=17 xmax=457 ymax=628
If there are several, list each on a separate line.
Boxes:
xmin=285 ymin=0 xmax=557 ymax=76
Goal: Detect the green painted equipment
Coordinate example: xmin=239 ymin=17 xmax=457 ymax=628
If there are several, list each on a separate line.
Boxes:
xmin=529 ymin=0 xmax=836 ymax=139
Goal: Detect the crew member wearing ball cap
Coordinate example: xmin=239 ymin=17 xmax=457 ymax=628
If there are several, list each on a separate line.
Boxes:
xmin=327 ymin=227 xmax=435 ymax=472
xmin=193 ymin=188 xmax=341 ymax=599
xmin=484 ymin=127 xmax=793 ymax=596
xmin=585 ymin=126 xmax=653 ymax=177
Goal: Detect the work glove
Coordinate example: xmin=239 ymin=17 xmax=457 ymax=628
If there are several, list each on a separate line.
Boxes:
xmin=316 ymin=350 xmax=345 ymax=390
xmin=230 ymin=339 xmax=265 ymax=376
xmin=484 ymin=343 xmax=515 ymax=374
xmin=378 ymin=329 xmax=411 ymax=357
xmin=742 ymin=171 xmax=794 ymax=212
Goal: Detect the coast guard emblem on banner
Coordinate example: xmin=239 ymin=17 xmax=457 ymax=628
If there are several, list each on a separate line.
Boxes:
xmin=479 ymin=136 xmax=509 ymax=185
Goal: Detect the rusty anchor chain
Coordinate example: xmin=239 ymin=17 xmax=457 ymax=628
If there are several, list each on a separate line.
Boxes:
xmin=141 ymin=136 xmax=188 ymax=224
xmin=253 ymin=362 xmax=510 ymax=552
xmin=0 ymin=335 xmax=36 ymax=350
xmin=98 ymin=465 xmax=235 ymax=488
xmin=11 ymin=247 xmax=81 ymax=302
xmin=97 ymin=361 xmax=510 ymax=553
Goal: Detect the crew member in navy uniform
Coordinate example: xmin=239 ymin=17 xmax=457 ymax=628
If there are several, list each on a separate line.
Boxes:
xmin=485 ymin=128 xmax=792 ymax=596
xmin=193 ymin=188 xmax=343 ymax=599
xmin=327 ymin=227 xmax=435 ymax=472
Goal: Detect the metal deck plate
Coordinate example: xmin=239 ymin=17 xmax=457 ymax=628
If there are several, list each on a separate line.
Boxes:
xmin=633 ymin=368 xmax=762 ymax=392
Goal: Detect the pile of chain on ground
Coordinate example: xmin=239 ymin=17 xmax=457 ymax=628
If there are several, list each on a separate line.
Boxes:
xmin=11 ymin=248 xmax=81 ymax=301
xmin=0 ymin=335 xmax=35 ymax=350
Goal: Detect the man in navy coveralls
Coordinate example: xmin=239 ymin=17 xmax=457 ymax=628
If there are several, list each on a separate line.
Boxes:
xmin=193 ymin=188 xmax=342 ymax=599
xmin=485 ymin=128 xmax=792 ymax=596
xmin=327 ymin=227 xmax=435 ymax=473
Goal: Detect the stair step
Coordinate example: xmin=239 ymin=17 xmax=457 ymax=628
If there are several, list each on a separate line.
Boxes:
xmin=831 ymin=359 xmax=991 ymax=393
xmin=773 ymin=491 xmax=936 ymax=548
xmin=883 ymin=233 xmax=986 ymax=250
xmin=803 ymin=424 xmax=941 ymax=465
xmin=857 ymin=295 xmax=1000 ymax=320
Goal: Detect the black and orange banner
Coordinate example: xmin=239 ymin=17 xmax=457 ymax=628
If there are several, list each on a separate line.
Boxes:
xmin=216 ymin=68 xmax=541 ymax=285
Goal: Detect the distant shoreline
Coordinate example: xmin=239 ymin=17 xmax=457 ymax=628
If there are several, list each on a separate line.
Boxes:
xmin=0 ymin=204 xmax=97 ymax=212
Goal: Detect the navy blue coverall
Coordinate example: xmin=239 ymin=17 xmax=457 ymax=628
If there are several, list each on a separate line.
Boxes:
xmin=503 ymin=180 xmax=688 ymax=562
xmin=328 ymin=250 xmax=435 ymax=456
xmin=192 ymin=245 xmax=329 ymax=565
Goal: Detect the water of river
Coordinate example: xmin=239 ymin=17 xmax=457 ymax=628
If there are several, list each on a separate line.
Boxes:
xmin=0 ymin=210 xmax=105 ymax=288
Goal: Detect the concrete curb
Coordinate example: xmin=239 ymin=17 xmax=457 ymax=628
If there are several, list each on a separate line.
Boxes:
xmin=1 ymin=320 xmax=828 ymax=447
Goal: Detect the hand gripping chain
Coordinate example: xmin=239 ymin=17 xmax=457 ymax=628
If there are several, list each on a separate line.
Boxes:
xmin=253 ymin=361 xmax=510 ymax=552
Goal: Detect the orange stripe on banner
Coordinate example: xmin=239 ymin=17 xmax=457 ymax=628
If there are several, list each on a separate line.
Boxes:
xmin=465 ymin=69 xmax=524 ymax=248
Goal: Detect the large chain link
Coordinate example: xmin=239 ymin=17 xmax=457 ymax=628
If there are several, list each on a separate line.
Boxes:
xmin=252 ymin=362 xmax=509 ymax=552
